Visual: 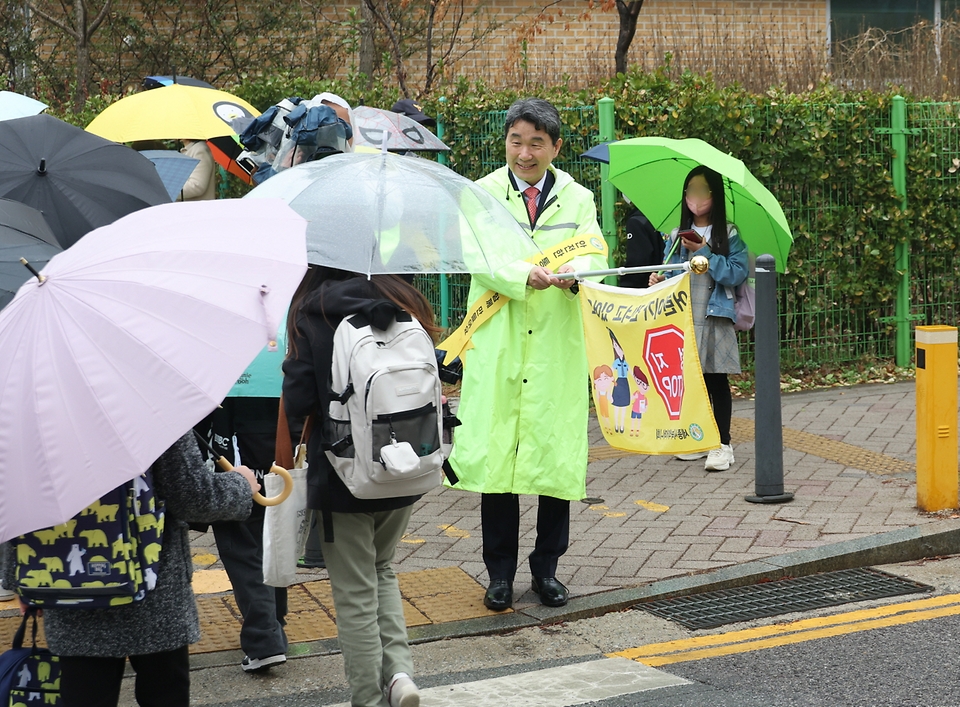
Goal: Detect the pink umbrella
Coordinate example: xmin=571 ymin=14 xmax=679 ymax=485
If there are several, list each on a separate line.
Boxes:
xmin=0 ymin=198 xmax=307 ymax=543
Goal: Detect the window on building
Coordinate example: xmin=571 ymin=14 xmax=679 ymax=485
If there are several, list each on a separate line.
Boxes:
xmin=831 ymin=0 xmax=935 ymax=47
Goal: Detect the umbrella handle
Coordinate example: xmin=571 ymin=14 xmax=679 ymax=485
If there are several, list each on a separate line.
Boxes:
xmin=214 ymin=457 xmax=294 ymax=506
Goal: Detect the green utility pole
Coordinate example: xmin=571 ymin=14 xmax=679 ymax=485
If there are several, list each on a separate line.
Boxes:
xmin=878 ymin=96 xmax=920 ymax=366
xmin=436 ymin=98 xmax=450 ymax=329
xmin=597 ymin=97 xmax=617 ymax=284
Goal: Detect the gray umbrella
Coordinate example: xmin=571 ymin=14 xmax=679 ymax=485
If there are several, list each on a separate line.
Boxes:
xmin=0 ymin=114 xmax=170 ymax=247
xmin=0 ymin=198 xmax=61 ymax=308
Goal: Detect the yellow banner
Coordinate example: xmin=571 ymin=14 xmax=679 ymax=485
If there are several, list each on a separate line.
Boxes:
xmin=579 ymin=275 xmax=720 ymax=455
xmin=438 ymin=234 xmax=607 ymax=364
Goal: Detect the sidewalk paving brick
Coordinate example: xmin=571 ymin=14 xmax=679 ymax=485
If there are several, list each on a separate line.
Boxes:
xmin=4 ymin=381 xmax=939 ymax=655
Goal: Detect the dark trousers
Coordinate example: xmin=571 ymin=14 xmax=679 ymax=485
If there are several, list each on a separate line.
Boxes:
xmin=703 ymin=373 xmax=732 ymax=445
xmin=212 ymin=515 xmax=288 ymax=659
xmin=481 ymin=493 xmax=570 ymax=582
xmin=210 ymin=398 xmax=288 ymax=659
xmin=60 ymin=646 xmax=190 ymax=707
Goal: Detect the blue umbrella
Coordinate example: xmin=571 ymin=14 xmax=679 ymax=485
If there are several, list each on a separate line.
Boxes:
xmin=581 ymin=142 xmax=610 ymax=163
xmin=138 ymin=149 xmax=201 ymax=201
xmin=143 ymin=75 xmax=214 ymax=90
xmin=0 ymin=91 xmax=47 ymax=121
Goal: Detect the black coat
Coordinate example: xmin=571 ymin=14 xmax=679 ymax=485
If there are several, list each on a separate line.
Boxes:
xmin=282 ymin=277 xmax=419 ymax=516
xmin=619 ymin=209 xmax=665 ymax=289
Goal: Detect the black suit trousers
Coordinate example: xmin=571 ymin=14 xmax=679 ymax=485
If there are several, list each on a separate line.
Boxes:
xmin=481 ymin=492 xmax=570 ymax=582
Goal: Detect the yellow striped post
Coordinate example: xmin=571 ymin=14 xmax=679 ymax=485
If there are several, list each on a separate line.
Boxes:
xmin=915 ymin=325 xmax=959 ymax=512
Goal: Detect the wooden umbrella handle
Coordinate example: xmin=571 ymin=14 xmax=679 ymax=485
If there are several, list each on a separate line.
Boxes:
xmin=214 ymin=458 xmax=294 ymax=506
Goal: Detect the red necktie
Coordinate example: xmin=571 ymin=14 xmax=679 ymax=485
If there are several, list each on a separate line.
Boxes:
xmin=523 ymin=186 xmax=540 ymax=225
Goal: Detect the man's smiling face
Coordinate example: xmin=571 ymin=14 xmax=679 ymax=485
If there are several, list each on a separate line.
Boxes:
xmin=505 ymin=119 xmax=562 ymax=185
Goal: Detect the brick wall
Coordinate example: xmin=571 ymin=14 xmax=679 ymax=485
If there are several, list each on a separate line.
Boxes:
xmin=350 ymin=0 xmax=830 ymax=90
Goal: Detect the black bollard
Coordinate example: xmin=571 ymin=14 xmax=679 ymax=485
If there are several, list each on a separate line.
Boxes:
xmin=746 ymin=254 xmax=794 ymax=504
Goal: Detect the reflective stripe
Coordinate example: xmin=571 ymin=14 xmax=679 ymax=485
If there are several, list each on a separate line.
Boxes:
xmin=526 ymin=222 xmax=580 ymax=232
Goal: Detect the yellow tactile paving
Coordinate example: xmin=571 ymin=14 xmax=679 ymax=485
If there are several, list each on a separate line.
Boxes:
xmin=194 ymin=596 xmax=244 ymax=654
xmin=0 ymin=566 xmax=502 ymax=656
xmin=192 ymin=569 xmax=233 ymax=594
xmin=587 ymin=416 xmax=915 ymax=476
xmin=0 ymin=613 xmax=47 ymax=649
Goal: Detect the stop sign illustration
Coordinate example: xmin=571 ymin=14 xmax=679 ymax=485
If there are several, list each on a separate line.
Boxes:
xmin=643 ymin=324 xmax=685 ymax=420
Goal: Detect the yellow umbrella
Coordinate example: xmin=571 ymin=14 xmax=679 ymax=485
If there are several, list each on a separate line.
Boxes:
xmin=86 ymin=85 xmax=259 ymax=142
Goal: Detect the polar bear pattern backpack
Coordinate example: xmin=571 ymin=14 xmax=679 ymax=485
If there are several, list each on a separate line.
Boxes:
xmin=323 ymin=303 xmax=444 ymax=499
xmin=13 ymin=471 xmax=165 ymax=609
xmin=0 ymin=610 xmax=60 ymax=706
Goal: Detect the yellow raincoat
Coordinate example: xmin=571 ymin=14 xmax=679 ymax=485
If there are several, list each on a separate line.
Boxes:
xmin=449 ymin=165 xmax=606 ymax=500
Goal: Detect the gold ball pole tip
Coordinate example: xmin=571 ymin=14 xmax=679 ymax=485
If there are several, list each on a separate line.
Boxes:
xmin=690 ymin=255 xmax=710 ymax=274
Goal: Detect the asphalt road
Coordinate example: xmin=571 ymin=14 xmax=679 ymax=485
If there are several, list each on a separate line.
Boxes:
xmin=165 ymin=556 xmax=960 ymax=707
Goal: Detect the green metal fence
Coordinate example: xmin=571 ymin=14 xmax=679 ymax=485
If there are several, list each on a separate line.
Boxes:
xmin=424 ymin=99 xmax=960 ymax=371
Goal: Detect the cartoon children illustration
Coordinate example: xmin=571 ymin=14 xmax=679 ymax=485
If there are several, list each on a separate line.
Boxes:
xmin=592 ymin=365 xmax=615 ymax=433
xmin=630 ymin=366 xmax=649 ymax=437
xmin=608 ymin=329 xmax=631 ymax=433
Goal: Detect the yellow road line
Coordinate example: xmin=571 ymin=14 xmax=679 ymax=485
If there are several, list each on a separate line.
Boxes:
xmin=611 ymin=592 xmax=960 ymax=665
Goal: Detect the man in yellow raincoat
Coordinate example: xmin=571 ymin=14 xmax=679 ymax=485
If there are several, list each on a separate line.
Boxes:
xmin=449 ymin=98 xmax=606 ymax=610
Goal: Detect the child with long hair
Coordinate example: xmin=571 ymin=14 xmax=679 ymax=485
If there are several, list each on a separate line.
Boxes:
xmin=649 ymin=165 xmax=748 ymax=471
xmin=282 ymin=266 xmax=438 ymax=707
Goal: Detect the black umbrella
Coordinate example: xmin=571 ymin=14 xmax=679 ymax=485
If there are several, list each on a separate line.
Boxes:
xmin=0 ymin=198 xmax=62 ymax=308
xmin=0 ymin=114 xmax=170 ymax=247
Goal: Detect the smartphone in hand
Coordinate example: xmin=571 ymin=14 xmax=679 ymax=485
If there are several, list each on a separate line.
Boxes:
xmin=678 ymin=229 xmax=704 ymax=248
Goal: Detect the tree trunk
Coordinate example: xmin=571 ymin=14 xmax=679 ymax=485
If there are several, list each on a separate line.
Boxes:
xmin=615 ymin=0 xmax=643 ymax=76
xmin=358 ymin=0 xmax=375 ymax=87
xmin=73 ymin=0 xmax=89 ymax=112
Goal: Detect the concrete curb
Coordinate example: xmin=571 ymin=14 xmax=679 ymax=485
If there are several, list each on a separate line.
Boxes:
xmin=189 ymin=517 xmax=960 ymax=670
xmin=520 ymin=517 xmax=960 ymax=625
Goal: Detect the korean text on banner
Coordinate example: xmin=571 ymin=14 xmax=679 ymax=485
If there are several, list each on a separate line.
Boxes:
xmin=579 ymin=275 xmax=719 ymax=455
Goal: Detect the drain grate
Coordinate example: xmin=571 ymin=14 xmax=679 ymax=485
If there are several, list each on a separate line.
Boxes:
xmin=637 ymin=567 xmax=934 ymax=630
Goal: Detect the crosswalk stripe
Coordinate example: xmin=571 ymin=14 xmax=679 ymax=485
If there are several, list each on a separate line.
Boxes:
xmin=327 ymin=658 xmax=689 ymax=707
xmin=611 ymin=592 xmax=960 ymax=666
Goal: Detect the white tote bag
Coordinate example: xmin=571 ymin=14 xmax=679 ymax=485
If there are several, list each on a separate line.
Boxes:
xmin=263 ymin=408 xmax=312 ymax=587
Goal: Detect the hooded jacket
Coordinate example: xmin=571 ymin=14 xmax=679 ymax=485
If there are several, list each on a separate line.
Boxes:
xmin=448 ymin=164 xmax=606 ymax=500
xmin=282 ymin=276 xmax=420 ymax=515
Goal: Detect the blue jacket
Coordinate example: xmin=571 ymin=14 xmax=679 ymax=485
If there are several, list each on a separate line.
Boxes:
xmin=663 ymin=224 xmax=748 ymax=322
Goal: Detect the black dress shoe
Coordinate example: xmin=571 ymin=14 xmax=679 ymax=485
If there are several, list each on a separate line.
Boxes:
xmin=483 ymin=579 xmax=513 ymax=611
xmin=531 ymin=577 xmax=568 ymax=607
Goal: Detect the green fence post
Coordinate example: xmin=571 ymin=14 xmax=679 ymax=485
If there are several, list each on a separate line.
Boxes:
xmin=436 ymin=97 xmax=450 ymax=329
xmin=597 ymin=97 xmax=617 ymax=285
xmin=891 ymin=96 xmax=911 ymax=367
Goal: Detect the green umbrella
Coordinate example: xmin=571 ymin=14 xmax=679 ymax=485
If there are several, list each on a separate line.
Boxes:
xmin=607 ymin=137 xmax=793 ymax=272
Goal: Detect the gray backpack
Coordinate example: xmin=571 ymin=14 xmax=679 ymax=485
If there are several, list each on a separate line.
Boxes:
xmin=323 ymin=305 xmax=444 ymax=499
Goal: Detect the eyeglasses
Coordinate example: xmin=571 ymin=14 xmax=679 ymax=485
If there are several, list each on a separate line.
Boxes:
xmin=684 ymin=187 xmax=712 ymax=197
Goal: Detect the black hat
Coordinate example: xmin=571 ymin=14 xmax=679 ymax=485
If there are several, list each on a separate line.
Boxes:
xmin=391 ymin=98 xmax=436 ymax=127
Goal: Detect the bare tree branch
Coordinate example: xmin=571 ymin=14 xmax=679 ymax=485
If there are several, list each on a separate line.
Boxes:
xmin=87 ymin=0 xmax=112 ymax=39
xmin=28 ymin=3 xmax=75 ymax=38
xmin=363 ymin=0 xmax=408 ymax=95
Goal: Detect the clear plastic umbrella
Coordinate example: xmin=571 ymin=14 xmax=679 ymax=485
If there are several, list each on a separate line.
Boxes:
xmin=351 ymin=106 xmax=449 ymax=152
xmin=244 ymin=151 xmax=540 ymax=276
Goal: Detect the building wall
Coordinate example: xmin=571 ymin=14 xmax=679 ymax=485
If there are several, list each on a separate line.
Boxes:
xmin=372 ymin=0 xmax=830 ymax=90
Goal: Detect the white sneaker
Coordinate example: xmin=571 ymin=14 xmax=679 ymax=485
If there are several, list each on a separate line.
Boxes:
xmin=240 ymin=654 xmax=286 ymax=673
xmin=675 ymin=451 xmax=708 ymax=461
xmin=0 ymin=581 xmax=14 ymax=602
xmin=386 ymin=672 xmax=420 ymax=707
xmin=704 ymin=444 xmax=735 ymax=472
